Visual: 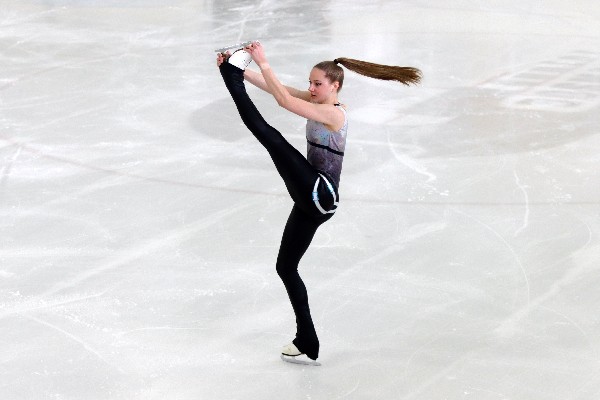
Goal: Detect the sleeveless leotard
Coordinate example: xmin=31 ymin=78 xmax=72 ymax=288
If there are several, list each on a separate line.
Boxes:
xmin=305 ymin=104 xmax=348 ymax=188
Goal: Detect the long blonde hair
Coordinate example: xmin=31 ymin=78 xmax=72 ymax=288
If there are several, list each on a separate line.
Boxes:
xmin=314 ymin=58 xmax=422 ymax=91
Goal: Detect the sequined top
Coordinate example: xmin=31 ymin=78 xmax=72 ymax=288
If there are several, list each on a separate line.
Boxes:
xmin=306 ymin=104 xmax=348 ymax=188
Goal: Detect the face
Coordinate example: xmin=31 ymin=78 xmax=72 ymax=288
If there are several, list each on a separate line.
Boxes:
xmin=308 ymin=68 xmax=339 ymax=104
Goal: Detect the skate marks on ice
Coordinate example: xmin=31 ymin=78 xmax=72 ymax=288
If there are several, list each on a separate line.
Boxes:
xmin=481 ymin=50 xmax=600 ymax=113
xmin=366 ymin=49 xmax=600 ymax=160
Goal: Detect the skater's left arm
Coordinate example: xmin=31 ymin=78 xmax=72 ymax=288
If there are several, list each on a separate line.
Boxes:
xmin=246 ymin=42 xmax=342 ymax=127
xmin=244 ymin=69 xmax=311 ymax=101
xmin=246 ymin=44 xmax=299 ymax=105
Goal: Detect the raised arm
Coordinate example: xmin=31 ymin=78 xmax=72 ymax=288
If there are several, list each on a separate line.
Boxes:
xmin=244 ymin=69 xmax=311 ymax=101
xmin=243 ymin=42 xmax=344 ymax=130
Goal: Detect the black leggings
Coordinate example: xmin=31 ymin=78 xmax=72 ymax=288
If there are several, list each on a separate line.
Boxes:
xmin=220 ymin=63 xmax=335 ymax=360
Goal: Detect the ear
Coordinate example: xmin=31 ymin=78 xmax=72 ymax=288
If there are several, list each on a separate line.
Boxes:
xmin=332 ymin=81 xmax=340 ymax=91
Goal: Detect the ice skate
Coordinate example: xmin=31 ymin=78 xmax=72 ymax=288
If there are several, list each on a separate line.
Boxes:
xmin=214 ymin=41 xmax=254 ymax=53
xmin=280 ymin=343 xmax=321 ymax=366
xmin=225 ymin=49 xmax=253 ymax=70
xmin=215 ymin=41 xmax=254 ymax=71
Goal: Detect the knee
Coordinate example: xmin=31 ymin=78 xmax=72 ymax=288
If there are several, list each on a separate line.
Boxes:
xmin=276 ymin=259 xmax=296 ymax=281
xmin=275 ymin=260 xmax=287 ymax=279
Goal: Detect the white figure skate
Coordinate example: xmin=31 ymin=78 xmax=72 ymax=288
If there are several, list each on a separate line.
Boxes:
xmin=215 ymin=41 xmax=256 ymax=70
xmin=226 ymin=49 xmax=253 ymax=70
xmin=280 ymin=343 xmax=321 ymax=366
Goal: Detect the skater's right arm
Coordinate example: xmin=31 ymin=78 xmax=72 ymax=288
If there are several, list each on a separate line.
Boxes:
xmin=244 ymin=69 xmax=311 ymax=101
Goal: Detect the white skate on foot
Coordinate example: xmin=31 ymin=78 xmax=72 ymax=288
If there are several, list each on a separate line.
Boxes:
xmin=226 ymin=49 xmax=253 ymax=70
xmin=280 ymin=343 xmax=321 ymax=366
xmin=215 ymin=41 xmax=255 ymax=70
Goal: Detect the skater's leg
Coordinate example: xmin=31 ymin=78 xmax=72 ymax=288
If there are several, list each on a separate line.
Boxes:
xmin=276 ymin=205 xmax=325 ymax=360
xmin=219 ymin=63 xmax=284 ymax=150
xmin=219 ymin=63 xmax=321 ymax=214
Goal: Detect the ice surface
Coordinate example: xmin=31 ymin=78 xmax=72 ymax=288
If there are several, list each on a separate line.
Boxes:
xmin=1 ymin=1 xmax=599 ymax=399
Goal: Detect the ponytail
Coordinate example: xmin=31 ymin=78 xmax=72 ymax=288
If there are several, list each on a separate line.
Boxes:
xmin=334 ymin=57 xmax=422 ymax=86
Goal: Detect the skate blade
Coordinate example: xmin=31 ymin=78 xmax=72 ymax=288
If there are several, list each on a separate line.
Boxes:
xmin=214 ymin=41 xmax=254 ymax=53
xmin=280 ymin=354 xmax=321 ymax=366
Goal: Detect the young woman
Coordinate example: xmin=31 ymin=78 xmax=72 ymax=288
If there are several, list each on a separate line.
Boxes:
xmin=216 ymin=41 xmax=420 ymax=364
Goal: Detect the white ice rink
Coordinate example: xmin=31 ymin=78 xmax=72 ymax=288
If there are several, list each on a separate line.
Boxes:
xmin=1 ymin=1 xmax=600 ymax=399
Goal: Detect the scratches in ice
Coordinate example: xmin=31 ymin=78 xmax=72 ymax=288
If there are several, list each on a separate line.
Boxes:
xmin=39 ymin=200 xmax=258 ymax=298
xmin=496 ymin=219 xmax=595 ymax=338
xmin=231 ymin=0 xmax=271 ymax=43
xmin=0 ymin=291 xmax=107 ymax=321
xmin=539 ymin=305 xmax=594 ymax=352
xmin=385 ymin=128 xmax=437 ymax=183
xmin=0 ymin=143 xmax=22 ymax=189
xmin=334 ymin=379 xmax=361 ymax=399
xmin=451 ymin=208 xmax=531 ymax=308
xmin=22 ymin=313 xmax=125 ymax=374
xmin=115 ymin=325 xmax=209 ymax=338
xmin=513 ymin=170 xmax=529 ymax=236
xmin=401 ymin=331 xmax=494 ymax=400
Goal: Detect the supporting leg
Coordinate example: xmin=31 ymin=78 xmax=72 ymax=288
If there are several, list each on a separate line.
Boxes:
xmin=276 ymin=205 xmax=326 ymax=360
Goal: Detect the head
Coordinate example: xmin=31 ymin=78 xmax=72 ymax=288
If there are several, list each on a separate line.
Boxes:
xmin=309 ymin=61 xmax=345 ymax=103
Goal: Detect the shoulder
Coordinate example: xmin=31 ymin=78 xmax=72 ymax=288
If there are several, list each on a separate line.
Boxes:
xmin=335 ymin=103 xmax=348 ymax=114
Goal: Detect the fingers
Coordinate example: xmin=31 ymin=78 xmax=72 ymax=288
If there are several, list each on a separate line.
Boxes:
xmin=244 ymin=41 xmax=262 ymax=53
xmin=216 ymin=50 xmax=231 ymax=67
xmin=215 ymin=42 xmax=261 ymax=67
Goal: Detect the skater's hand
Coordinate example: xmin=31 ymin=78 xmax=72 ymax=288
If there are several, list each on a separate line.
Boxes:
xmin=244 ymin=41 xmax=268 ymax=69
xmin=216 ymin=51 xmax=231 ymax=67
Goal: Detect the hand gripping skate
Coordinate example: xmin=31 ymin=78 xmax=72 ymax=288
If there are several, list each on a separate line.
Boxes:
xmin=215 ymin=41 xmax=256 ymax=70
xmin=214 ymin=41 xmax=255 ymax=53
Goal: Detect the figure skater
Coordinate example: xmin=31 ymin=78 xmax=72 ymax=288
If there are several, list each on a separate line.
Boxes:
xmin=215 ymin=41 xmax=421 ymax=364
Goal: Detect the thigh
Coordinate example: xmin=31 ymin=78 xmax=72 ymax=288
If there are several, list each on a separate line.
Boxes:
xmin=220 ymin=65 xmax=322 ymax=215
xmin=269 ymin=142 xmax=319 ymax=207
xmin=276 ymin=205 xmax=323 ymax=273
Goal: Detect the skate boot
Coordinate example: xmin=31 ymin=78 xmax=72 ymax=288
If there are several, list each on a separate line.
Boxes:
xmin=215 ymin=41 xmax=254 ymax=71
xmin=227 ymin=49 xmax=253 ymax=70
xmin=282 ymin=343 xmax=302 ymax=357
xmin=280 ymin=343 xmax=321 ymax=366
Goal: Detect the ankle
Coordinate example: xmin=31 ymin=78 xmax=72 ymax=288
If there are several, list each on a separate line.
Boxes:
xmin=220 ymin=62 xmax=245 ymax=83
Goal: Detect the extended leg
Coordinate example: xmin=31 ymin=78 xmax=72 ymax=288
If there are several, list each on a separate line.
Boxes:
xmin=219 ymin=63 xmax=321 ymax=216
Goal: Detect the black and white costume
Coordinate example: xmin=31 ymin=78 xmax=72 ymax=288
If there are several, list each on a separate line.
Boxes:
xmin=219 ymin=62 xmax=347 ymax=361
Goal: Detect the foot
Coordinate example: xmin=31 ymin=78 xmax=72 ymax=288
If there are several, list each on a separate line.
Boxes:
xmin=281 ymin=342 xmax=303 ymax=357
xmin=281 ymin=343 xmax=321 ymax=366
xmin=216 ymin=47 xmax=253 ymax=72
xmin=226 ymin=48 xmax=253 ymax=70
